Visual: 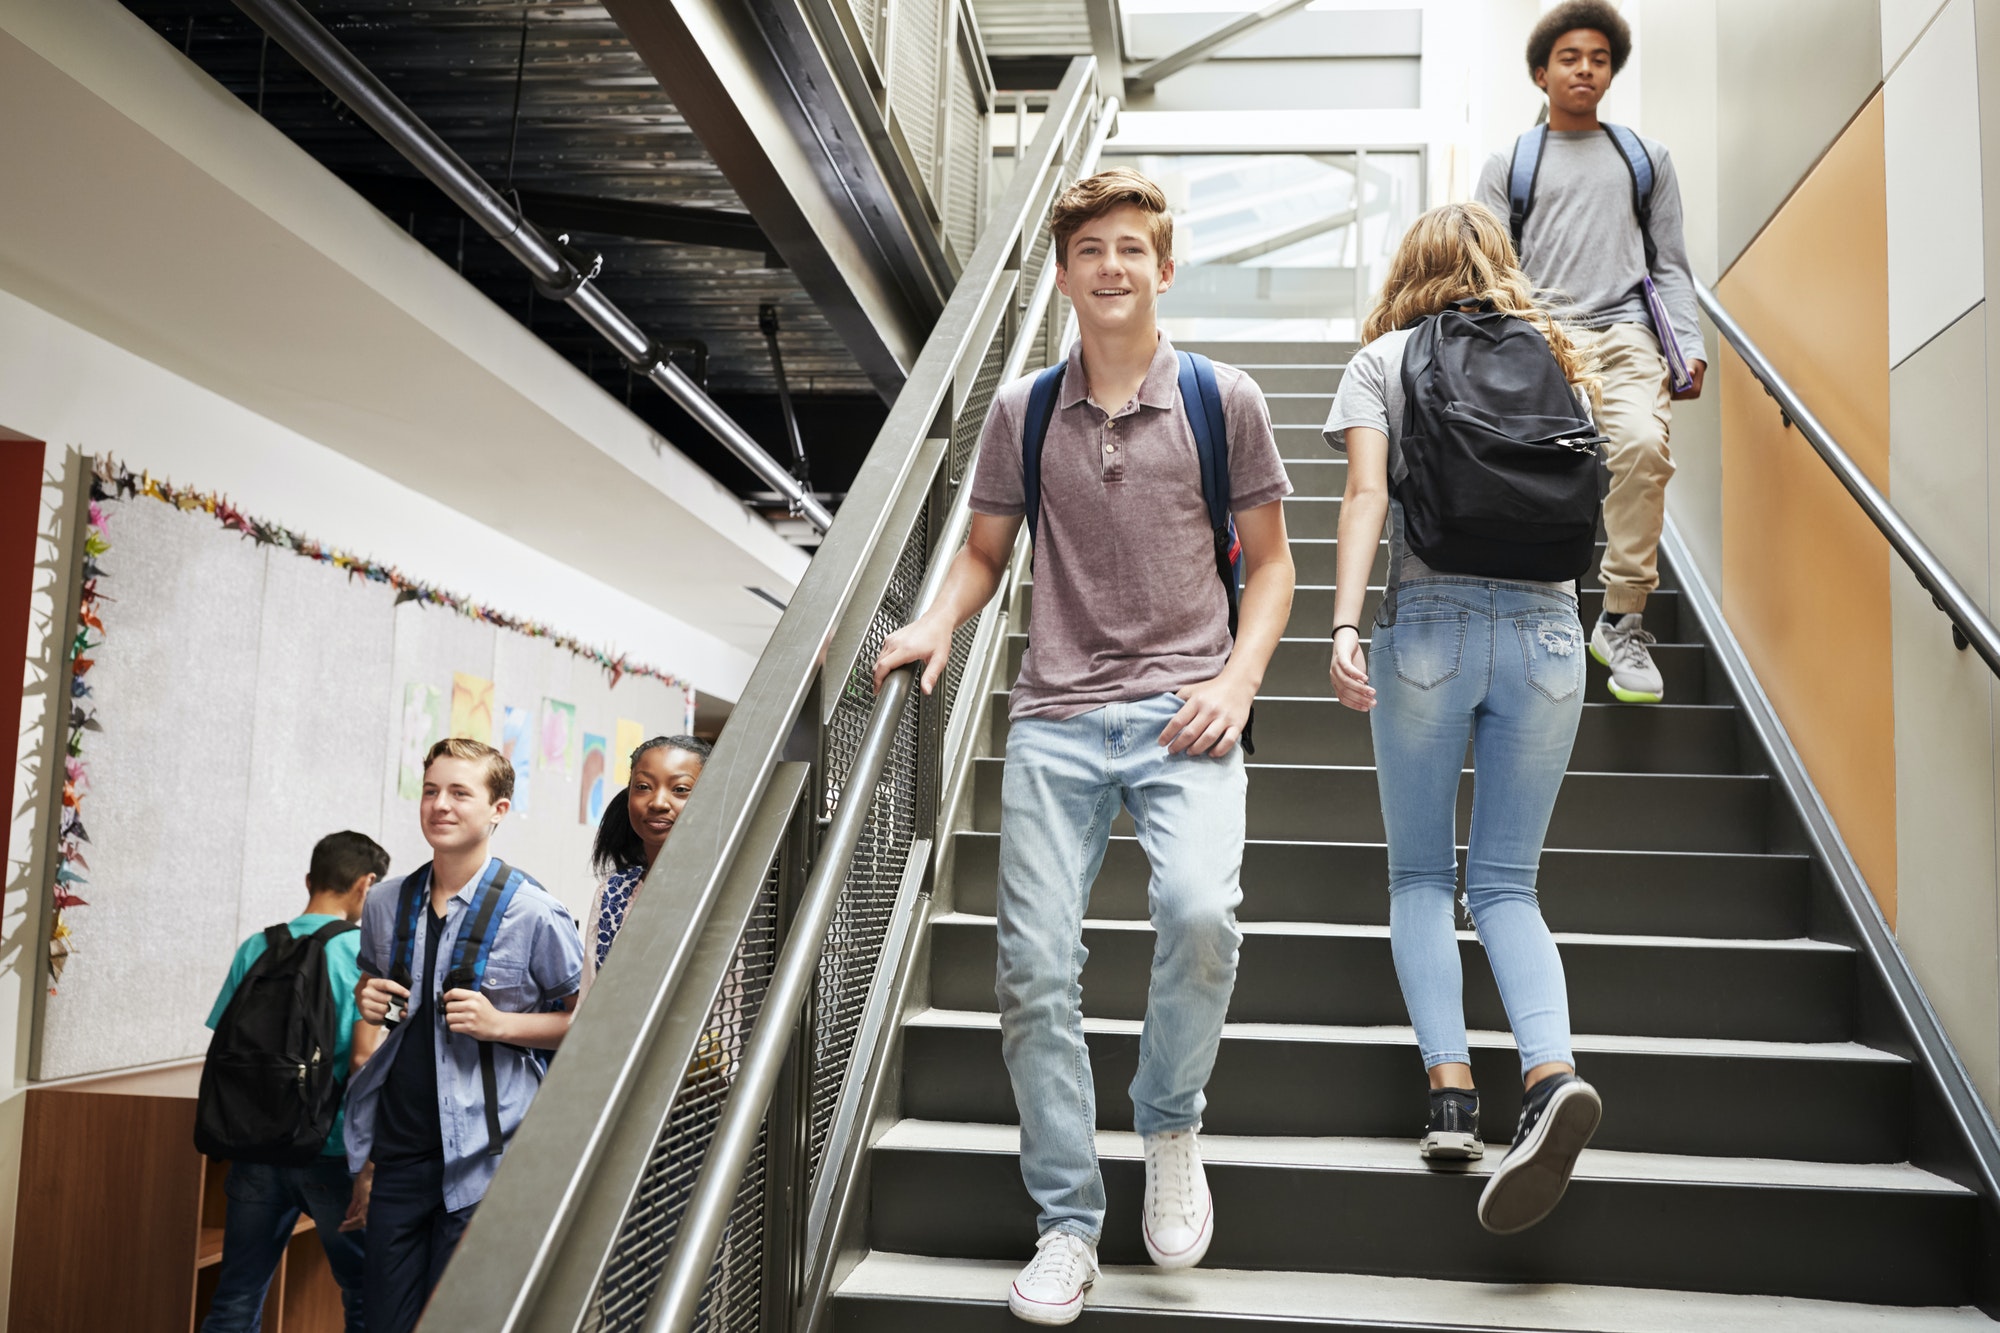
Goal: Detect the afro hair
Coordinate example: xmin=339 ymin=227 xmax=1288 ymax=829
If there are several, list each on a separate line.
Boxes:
xmin=1526 ymin=1 xmax=1632 ymax=78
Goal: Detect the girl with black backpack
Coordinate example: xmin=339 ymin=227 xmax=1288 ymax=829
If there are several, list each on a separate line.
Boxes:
xmin=1324 ymin=201 xmax=1605 ymax=1235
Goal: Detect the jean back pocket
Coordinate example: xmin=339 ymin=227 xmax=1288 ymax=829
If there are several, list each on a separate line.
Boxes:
xmin=1391 ymin=610 xmax=1469 ymax=690
xmin=1515 ymin=615 xmax=1584 ymax=703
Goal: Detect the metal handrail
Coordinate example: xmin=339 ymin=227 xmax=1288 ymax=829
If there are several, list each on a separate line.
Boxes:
xmin=232 ymin=0 xmax=835 ymax=531
xmin=1696 ymin=281 xmax=2000 ymax=676
xmin=415 ymin=57 xmax=1107 ymax=1333
xmin=641 ymin=81 xmax=1118 ymax=1333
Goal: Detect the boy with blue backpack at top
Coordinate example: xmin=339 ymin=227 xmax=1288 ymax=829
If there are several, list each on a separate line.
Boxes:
xmin=348 ymin=737 xmax=583 ymax=1333
xmin=1473 ymin=0 xmax=1706 ymax=704
xmin=873 ymin=168 xmax=1295 ymax=1325
xmin=195 ymin=829 xmax=390 ymax=1333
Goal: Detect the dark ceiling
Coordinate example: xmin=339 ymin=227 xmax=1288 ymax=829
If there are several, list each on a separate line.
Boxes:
xmin=116 ymin=0 xmax=891 ymax=517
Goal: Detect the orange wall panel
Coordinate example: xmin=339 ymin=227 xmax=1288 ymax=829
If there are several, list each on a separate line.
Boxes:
xmin=1716 ymin=94 xmax=1897 ymax=920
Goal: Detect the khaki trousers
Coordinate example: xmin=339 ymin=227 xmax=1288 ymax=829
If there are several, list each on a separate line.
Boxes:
xmin=1575 ymin=322 xmax=1675 ymax=616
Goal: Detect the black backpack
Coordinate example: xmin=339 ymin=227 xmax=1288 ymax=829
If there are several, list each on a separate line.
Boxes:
xmin=1396 ymin=305 xmax=1608 ymax=582
xmin=195 ymin=920 xmax=357 ymax=1165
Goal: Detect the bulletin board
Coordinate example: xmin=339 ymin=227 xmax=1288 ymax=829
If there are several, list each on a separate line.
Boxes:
xmin=36 ymin=459 xmax=695 ymax=1081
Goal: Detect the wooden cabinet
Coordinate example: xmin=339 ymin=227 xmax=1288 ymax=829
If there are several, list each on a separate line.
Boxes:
xmin=8 ymin=1062 xmax=348 ymax=1332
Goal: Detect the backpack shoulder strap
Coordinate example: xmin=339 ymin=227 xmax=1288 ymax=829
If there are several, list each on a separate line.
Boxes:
xmin=442 ymin=860 xmax=530 ymax=1157
xmin=310 ymin=920 xmax=359 ymax=943
xmin=1177 ymin=352 xmax=1231 ymax=529
xmin=1020 ymin=363 xmax=1068 ymax=547
xmin=1601 ymin=123 xmax=1657 ymax=268
xmin=389 ymin=865 xmax=431 ymax=988
xmin=1507 ymin=125 xmax=1549 ymax=258
xmin=445 ymin=861 xmax=525 ymax=995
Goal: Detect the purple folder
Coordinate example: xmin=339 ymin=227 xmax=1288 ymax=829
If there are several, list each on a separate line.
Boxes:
xmin=1644 ymin=275 xmax=1696 ymax=394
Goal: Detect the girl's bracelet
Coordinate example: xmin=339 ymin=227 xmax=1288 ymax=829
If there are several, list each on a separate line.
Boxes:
xmin=1330 ymin=623 xmax=1362 ymax=640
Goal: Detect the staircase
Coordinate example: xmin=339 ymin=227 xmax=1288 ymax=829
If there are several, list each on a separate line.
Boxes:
xmin=824 ymin=339 xmax=1998 ymax=1330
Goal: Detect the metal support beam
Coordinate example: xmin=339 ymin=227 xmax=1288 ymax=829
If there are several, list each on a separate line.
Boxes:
xmin=1126 ymin=0 xmax=1317 ymax=95
xmin=760 ymin=304 xmax=811 ymax=487
xmin=601 ymin=0 xmax=952 ymax=400
xmin=230 ymin=0 xmax=833 ymax=531
xmin=341 ymin=172 xmax=777 ymax=259
xmin=1083 ymin=0 xmax=1127 ymax=106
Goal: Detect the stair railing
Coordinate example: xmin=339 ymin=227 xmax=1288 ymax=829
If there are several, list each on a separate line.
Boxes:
xmin=1695 ymin=282 xmax=2000 ymax=676
xmin=419 ymin=58 xmax=1113 ymax=1333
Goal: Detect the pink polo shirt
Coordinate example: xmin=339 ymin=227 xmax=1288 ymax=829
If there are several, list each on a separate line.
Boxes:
xmin=970 ymin=334 xmax=1290 ymax=721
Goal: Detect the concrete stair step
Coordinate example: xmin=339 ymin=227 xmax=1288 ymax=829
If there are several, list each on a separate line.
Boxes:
xmin=968 ymin=759 xmax=1771 ymax=853
xmin=927 ymin=914 xmax=1855 ymax=1043
xmin=987 ymin=695 xmax=1744 ymax=774
xmin=831 ymin=1252 xmax=1992 ymax=1331
xmin=900 ymin=1010 xmax=1911 ymax=1163
xmin=945 ymin=832 xmax=1814 ymax=939
xmin=865 ymin=1121 xmax=1976 ymax=1308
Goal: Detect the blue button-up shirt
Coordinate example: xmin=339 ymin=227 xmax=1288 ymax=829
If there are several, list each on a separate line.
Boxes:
xmin=344 ymin=858 xmax=583 ymax=1210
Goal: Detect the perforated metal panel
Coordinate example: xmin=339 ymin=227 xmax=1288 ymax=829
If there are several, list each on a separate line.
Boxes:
xmin=848 ymin=0 xmax=882 ymax=61
xmin=583 ymin=867 xmax=783 ymax=1333
xmin=807 ymin=508 xmax=937 ymax=1186
xmin=888 ymin=0 xmax=945 ymax=194
xmin=943 ymin=50 xmax=985 ymax=262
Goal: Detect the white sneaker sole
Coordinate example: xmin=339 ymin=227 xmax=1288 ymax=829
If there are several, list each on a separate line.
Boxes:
xmin=1143 ymin=1193 xmax=1214 ymax=1270
xmin=1477 ymin=1080 xmax=1602 ymax=1235
xmin=1420 ymin=1130 xmax=1485 ymax=1162
xmin=1008 ymin=1274 xmax=1093 ymax=1325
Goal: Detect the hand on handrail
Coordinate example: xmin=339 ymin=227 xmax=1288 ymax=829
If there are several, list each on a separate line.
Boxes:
xmin=872 ymin=615 xmax=954 ymax=696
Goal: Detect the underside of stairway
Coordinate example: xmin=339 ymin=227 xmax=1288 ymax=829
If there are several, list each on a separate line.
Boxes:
xmin=821 ymin=339 xmax=2000 ymax=1331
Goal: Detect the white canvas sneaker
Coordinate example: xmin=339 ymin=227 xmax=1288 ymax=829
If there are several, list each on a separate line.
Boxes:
xmin=1007 ymin=1230 xmax=1098 ymax=1325
xmin=1141 ymin=1128 xmax=1214 ymax=1269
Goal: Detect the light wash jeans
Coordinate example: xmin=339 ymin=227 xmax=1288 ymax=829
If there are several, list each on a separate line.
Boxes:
xmin=995 ymin=692 xmax=1247 ymax=1242
xmin=1369 ymin=578 xmax=1585 ymax=1078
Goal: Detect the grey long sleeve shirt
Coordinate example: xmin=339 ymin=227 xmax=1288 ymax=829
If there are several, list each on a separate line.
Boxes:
xmin=1475 ymin=129 xmax=1705 ymax=366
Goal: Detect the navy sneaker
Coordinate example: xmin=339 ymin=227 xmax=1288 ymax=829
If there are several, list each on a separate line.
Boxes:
xmin=1419 ymin=1087 xmax=1483 ymax=1163
xmin=1476 ymin=1072 xmax=1602 ymax=1234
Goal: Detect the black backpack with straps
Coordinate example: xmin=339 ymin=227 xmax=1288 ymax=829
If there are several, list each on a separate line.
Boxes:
xmin=389 ymin=860 xmax=531 ymax=1157
xmin=195 ymin=920 xmax=358 ymax=1165
xmin=1396 ymin=305 xmax=1608 ymax=582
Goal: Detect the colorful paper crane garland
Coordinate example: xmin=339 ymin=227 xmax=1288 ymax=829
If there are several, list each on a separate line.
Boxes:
xmin=47 ymin=496 xmax=109 ymax=988
xmin=88 ymin=458 xmax=689 ymax=690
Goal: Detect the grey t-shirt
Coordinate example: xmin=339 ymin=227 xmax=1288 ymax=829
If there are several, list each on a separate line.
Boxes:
xmin=1474 ymin=129 xmax=1704 ymax=366
xmin=1324 ymin=327 xmax=1574 ymax=597
xmin=971 ymin=334 xmax=1292 ymax=720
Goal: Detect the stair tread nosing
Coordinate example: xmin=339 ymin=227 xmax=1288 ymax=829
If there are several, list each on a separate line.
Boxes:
xmin=876 ymin=1120 xmax=1967 ymax=1195
xmin=835 ymin=1252 xmax=1993 ymax=1330
xmin=904 ymin=1007 xmax=1903 ymax=1064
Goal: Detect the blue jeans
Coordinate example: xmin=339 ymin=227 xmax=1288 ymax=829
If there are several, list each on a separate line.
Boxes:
xmin=201 ymin=1156 xmax=365 ymax=1332
xmin=995 ymin=692 xmax=1247 ymax=1242
xmin=1369 ymin=579 xmax=1586 ymax=1078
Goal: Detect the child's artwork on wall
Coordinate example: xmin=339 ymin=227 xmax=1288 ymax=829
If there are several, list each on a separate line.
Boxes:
xmin=398 ymin=683 xmax=445 ymax=799
xmin=450 ymin=672 xmax=495 ymax=743
xmin=613 ymin=717 xmax=644 ymax=785
xmin=540 ymin=697 xmax=576 ymax=775
xmin=500 ymin=705 xmax=534 ymax=817
xmin=579 ymin=732 xmax=608 ymax=825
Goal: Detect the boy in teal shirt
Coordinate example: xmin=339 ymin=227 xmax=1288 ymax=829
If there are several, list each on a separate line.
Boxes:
xmin=200 ymin=830 xmax=389 ymax=1333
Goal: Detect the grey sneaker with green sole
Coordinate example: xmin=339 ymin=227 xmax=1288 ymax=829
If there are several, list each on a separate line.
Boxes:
xmin=1590 ymin=612 xmax=1664 ymax=703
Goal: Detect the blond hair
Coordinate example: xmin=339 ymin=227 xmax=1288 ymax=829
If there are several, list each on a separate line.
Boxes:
xmin=1049 ymin=168 xmax=1174 ymax=268
xmin=424 ymin=737 xmax=514 ymax=804
xmin=1364 ymin=202 xmax=1599 ymax=401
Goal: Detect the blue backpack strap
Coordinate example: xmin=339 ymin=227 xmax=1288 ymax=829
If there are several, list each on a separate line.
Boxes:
xmin=441 ymin=860 xmax=528 ymax=1156
xmin=1601 ymin=123 xmax=1657 ymax=268
xmin=389 ymin=864 xmax=431 ymax=988
xmin=1020 ymin=362 xmax=1068 ymax=548
xmin=1176 ymin=351 xmax=1255 ymax=754
xmin=1506 ymin=125 xmax=1548 ymax=259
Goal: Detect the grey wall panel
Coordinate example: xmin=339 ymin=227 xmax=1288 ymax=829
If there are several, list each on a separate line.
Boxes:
xmin=1887 ymin=302 xmax=1999 ymax=1111
xmin=1718 ymin=0 xmax=1882 ymax=270
xmin=1124 ymin=9 xmax=1421 ymax=60
xmin=1123 ymin=57 xmax=1421 ymax=113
